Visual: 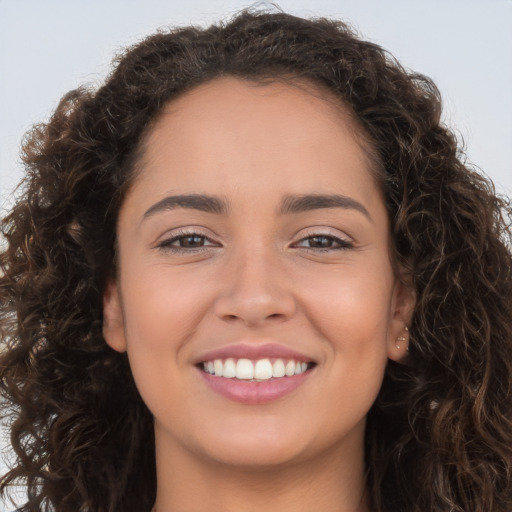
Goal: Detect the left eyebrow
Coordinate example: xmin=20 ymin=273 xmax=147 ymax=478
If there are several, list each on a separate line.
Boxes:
xmin=279 ymin=194 xmax=372 ymax=222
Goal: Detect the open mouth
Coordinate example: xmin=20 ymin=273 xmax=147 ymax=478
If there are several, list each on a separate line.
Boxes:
xmin=198 ymin=357 xmax=316 ymax=381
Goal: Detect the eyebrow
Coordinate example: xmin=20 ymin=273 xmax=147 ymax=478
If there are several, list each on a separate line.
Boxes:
xmin=142 ymin=192 xmax=371 ymax=222
xmin=280 ymin=193 xmax=372 ymax=221
xmin=143 ymin=194 xmax=231 ymax=220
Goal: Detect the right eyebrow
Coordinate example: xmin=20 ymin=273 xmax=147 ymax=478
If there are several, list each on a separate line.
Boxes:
xmin=142 ymin=194 xmax=231 ymax=221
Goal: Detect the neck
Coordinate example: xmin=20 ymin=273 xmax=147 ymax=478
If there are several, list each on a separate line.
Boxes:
xmin=152 ymin=425 xmax=369 ymax=512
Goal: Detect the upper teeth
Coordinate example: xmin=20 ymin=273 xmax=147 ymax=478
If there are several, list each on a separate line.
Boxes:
xmin=202 ymin=358 xmax=309 ymax=380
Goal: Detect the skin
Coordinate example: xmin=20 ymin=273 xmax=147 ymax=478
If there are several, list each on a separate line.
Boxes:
xmin=103 ymin=77 xmax=415 ymax=512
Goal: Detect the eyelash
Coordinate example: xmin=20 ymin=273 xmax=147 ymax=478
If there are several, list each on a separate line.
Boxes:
xmin=293 ymin=233 xmax=354 ymax=252
xmin=156 ymin=230 xmax=218 ymax=253
xmin=156 ymin=230 xmax=354 ymax=253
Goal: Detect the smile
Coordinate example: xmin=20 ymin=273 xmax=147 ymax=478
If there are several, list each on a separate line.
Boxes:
xmin=198 ymin=359 xmax=316 ymax=404
xmin=201 ymin=358 xmax=312 ymax=380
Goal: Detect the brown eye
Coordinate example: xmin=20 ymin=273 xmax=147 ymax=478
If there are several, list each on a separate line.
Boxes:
xmin=308 ymin=236 xmax=335 ymax=248
xmin=294 ymin=234 xmax=353 ymax=251
xmin=156 ymin=232 xmax=219 ymax=252
xmin=179 ymin=235 xmax=206 ymax=247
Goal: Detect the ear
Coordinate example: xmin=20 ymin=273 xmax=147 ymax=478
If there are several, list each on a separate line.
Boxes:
xmin=386 ymin=272 xmax=416 ymax=363
xmin=102 ymin=280 xmax=127 ymax=353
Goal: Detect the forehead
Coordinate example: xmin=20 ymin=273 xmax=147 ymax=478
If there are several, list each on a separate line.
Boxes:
xmin=128 ymin=76 xmax=382 ymax=210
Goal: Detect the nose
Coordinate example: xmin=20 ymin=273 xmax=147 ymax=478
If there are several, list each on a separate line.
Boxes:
xmin=213 ymin=246 xmax=297 ymax=328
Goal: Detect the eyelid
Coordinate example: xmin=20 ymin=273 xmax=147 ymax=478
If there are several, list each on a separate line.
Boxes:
xmin=294 ymin=226 xmax=353 ymax=241
xmin=153 ymin=226 xmax=354 ymax=252
xmin=154 ymin=227 xmax=222 ymax=251
xmin=291 ymin=227 xmax=354 ymax=251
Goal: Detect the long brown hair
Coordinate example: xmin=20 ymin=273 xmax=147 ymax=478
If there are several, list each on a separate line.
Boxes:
xmin=1 ymin=8 xmax=511 ymax=512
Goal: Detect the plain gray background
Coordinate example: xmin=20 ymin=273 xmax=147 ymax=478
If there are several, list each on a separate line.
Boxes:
xmin=1 ymin=0 xmax=511 ymax=508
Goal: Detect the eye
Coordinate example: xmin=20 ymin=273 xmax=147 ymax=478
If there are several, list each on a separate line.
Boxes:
xmin=294 ymin=234 xmax=353 ymax=251
xmin=173 ymin=234 xmax=207 ymax=248
xmin=156 ymin=231 xmax=219 ymax=252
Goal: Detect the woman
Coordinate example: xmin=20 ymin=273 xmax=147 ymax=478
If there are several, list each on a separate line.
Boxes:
xmin=1 ymin=9 xmax=511 ymax=512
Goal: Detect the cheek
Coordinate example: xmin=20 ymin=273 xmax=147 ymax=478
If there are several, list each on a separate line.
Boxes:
xmin=118 ymin=265 xmax=214 ymax=406
xmin=301 ymin=264 xmax=393 ymax=405
xmin=122 ymin=264 xmax=213 ymax=347
xmin=301 ymin=262 xmax=394 ymax=346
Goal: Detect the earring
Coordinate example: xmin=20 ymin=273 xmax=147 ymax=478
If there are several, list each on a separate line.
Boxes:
xmin=395 ymin=326 xmax=409 ymax=351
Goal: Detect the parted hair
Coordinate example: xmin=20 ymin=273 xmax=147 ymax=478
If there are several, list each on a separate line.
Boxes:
xmin=1 ymin=8 xmax=511 ymax=512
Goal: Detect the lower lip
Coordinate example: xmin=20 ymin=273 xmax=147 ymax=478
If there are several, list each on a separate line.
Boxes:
xmin=198 ymin=368 xmax=314 ymax=404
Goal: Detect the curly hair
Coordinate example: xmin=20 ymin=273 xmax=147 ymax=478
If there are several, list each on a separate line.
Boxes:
xmin=1 ymin=8 xmax=511 ymax=512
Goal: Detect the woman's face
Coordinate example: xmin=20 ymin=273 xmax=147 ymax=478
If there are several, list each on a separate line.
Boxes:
xmin=103 ymin=77 xmax=413 ymax=469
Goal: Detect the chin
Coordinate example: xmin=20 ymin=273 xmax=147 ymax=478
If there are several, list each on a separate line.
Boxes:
xmin=203 ymin=441 xmax=309 ymax=469
xmin=192 ymin=419 xmax=325 ymax=470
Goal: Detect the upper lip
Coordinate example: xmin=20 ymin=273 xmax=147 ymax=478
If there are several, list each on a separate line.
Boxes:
xmin=194 ymin=343 xmax=316 ymax=364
